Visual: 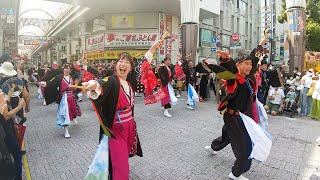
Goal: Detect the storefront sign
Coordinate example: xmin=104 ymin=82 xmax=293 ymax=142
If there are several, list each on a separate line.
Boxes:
xmin=159 ymin=13 xmax=166 ymax=60
xmin=165 ymin=15 xmax=172 ymax=58
xmin=105 ymin=32 xmax=158 ymax=47
xmin=87 ymin=50 xmax=157 ymax=60
xmin=7 ymin=15 xmax=15 ymax=24
xmin=230 ymin=42 xmax=241 ymax=49
xmin=86 ymin=34 xmax=105 ymax=50
xmin=23 ymin=37 xmax=48 ymax=46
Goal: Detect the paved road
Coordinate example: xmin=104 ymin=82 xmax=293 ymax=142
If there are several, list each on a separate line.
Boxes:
xmin=24 ymin=85 xmax=320 ymax=180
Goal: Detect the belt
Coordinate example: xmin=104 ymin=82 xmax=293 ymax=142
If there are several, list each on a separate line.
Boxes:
xmin=226 ymin=108 xmax=239 ymax=116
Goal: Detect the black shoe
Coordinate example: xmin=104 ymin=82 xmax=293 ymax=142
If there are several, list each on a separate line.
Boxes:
xmin=19 ymin=117 xmax=27 ymax=125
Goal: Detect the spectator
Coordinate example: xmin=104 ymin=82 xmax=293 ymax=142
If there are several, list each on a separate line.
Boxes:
xmin=284 ymin=85 xmax=297 ymax=109
xmin=300 ymin=68 xmax=314 ymax=116
xmin=264 ymin=87 xmax=285 ymax=116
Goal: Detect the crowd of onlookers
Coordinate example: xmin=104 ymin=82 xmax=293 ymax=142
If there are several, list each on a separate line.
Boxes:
xmin=0 ymin=59 xmax=30 ymax=180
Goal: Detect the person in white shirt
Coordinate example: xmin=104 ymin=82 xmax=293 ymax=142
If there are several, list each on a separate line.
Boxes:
xmin=264 ymin=87 xmax=285 ymax=116
xmin=300 ymin=68 xmax=314 ymax=116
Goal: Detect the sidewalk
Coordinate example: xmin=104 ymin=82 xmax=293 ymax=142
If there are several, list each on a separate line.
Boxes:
xmin=24 ymin=86 xmax=320 ymax=179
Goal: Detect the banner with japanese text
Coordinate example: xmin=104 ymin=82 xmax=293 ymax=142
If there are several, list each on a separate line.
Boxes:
xmin=105 ymin=32 xmax=158 ymax=47
xmin=165 ymin=15 xmax=172 ymax=59
xmin=159 ymin=13 xmax=166 ymax=61
xmin=86 ymin=33 xmax=105 ymax=51
xmin=87 ymin=50 xmax=157 ymax=60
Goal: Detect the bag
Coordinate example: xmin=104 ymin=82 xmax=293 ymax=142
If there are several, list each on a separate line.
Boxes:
xmin=256 ymin=99 xmax=269 ymax=129
xmin=307 ymin=83 xmax=315 ymax=96
xmin=14 ymin=123 xmax=26 ymax=148
xmin=85 ymin=135 xmax=109 ymax=180
xmin=168 ymin=83 xmax=178 ymax=105
xmin=38 ymin=87 xmax=43 ymax=99
xmin=187 ymin=84 xmax=199 ymax=107
xmin=239 ymin=112 xmax=272 ymax=162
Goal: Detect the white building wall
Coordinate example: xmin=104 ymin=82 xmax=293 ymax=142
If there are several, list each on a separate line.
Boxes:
xmin=199 ymin=0 xmax=261 ymax=60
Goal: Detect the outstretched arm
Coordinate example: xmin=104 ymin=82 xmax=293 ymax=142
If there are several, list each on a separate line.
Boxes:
xmin=144 ymin=40 xmax=163 ymax=64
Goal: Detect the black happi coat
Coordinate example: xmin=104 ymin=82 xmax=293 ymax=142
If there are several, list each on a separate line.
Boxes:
xmin=183 ymin=66 xmax=196 ymax=86
xmin=87 ymin=68 xmax=143 ymax=157
xmin=43 ymin=73 xmax=78 ymax=105
xmin=158 ymin=65 xmax=172 ymax=87
xmin=38 ymin=68 xmax=60 ymax=82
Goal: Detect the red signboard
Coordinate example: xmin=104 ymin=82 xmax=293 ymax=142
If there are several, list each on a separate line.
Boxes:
xmin=86 ymin=34 xmax=105 ymax=50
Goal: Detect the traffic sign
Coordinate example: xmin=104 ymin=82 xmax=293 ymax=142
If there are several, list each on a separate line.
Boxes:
xmin=216 ymin=34 xmax=221 ymax=40
xmin=231 ymin=33 xmax=240 ymax=42
xmin=211 ymin=48 xmax=216 ymax=52
xmin=212 ymin=37 xmax=216 ymax=43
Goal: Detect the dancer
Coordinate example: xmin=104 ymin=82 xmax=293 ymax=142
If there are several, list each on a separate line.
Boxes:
xmin=257 ymin=59 xmax=269 ymax=105
xmin=84 ymin=40 xmax=162 ymax=180
xmin=39 ymin=64 xmax=81 ymax=138
xmin=184 ymin=60 xmax=197 ymax=110
xmin=37 ymin=62 xmax=52 ymax=105
xmin=158 ymin=57 xmax=175 ymax=117
xmin=204 ymin=49 xmax=257 ymax=180
xmin=195 ymin=58 xmax=211 ymax=102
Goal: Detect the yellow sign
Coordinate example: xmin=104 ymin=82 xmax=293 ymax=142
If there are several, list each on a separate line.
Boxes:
xmin=305 ymin=51 xmax=320 ymax=72
xmin=87 ymin=50 xmax=156 ymax=60
xmin=112 ymin=16 xmax=134 ymax=28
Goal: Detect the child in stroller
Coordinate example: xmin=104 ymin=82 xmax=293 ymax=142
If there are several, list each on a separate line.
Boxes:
xmin=283 ymin=85 xmax=300 ymax=117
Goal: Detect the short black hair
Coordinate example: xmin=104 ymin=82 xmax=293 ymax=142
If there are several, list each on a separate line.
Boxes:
xmin=164 ymin=57 xmax=170 ymax=61
xmin=234 ymin=49 xmax=252 ymax=63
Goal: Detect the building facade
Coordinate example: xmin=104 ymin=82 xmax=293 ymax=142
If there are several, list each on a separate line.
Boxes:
xmin=199 ymin=0 xmax=262 ymax=63
xmin=26 ymin=0 xmax=263 ymax=66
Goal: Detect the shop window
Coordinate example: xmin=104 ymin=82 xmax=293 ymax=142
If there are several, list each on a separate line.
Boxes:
xmin=239 ymin=0 xmax=248 ymax=16
xmin=200 ymin=28 xmax=213 ymax=47
xmin=280 ymin=46 xmax=284 ymax=57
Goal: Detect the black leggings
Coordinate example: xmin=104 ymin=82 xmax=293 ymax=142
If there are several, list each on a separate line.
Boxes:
xmin=211 ymin=114 xmax=252 ymax=177
xmin=164 ymin=103 xmax=171 ymax=109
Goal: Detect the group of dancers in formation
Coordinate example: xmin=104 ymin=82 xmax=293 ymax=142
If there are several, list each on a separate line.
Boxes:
xmin=35 ymin=34 xmax=287 ymax=180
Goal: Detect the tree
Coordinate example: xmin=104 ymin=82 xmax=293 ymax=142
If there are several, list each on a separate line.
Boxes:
xmin=277 ymin=0 xmax=287 ymax=24
xmin=306 ymin=21 xmax=320 ymax=51
xmin=277 ymin=0 xmax=320 ymax=51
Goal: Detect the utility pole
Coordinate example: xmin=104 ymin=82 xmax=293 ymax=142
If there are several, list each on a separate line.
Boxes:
xmin=270 ymin=0 xmax=276 ymax=63
xmin=262 ymin=0 xmax=271 ymax=62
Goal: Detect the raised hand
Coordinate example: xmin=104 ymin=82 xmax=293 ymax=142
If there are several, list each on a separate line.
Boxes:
xmin=82 ymin=81 xmax=97 ymax=91
xmin=217 ymin=50 xmax=230 ymax=59
xmin=38 ymin=81 xmax=47 ymax=87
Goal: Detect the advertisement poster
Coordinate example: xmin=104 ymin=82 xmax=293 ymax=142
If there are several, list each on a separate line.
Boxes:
xmin=112 ymin=16 xmax=134 ymax=28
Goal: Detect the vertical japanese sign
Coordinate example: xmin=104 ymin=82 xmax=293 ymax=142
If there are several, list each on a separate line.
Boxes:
xmin=170 ymin=16 xmax=180 ymax=63
xmin=165 ymin=15 xmax=172 ymax=59
xmin=159 ymin=13 xmax=166 ymax=61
